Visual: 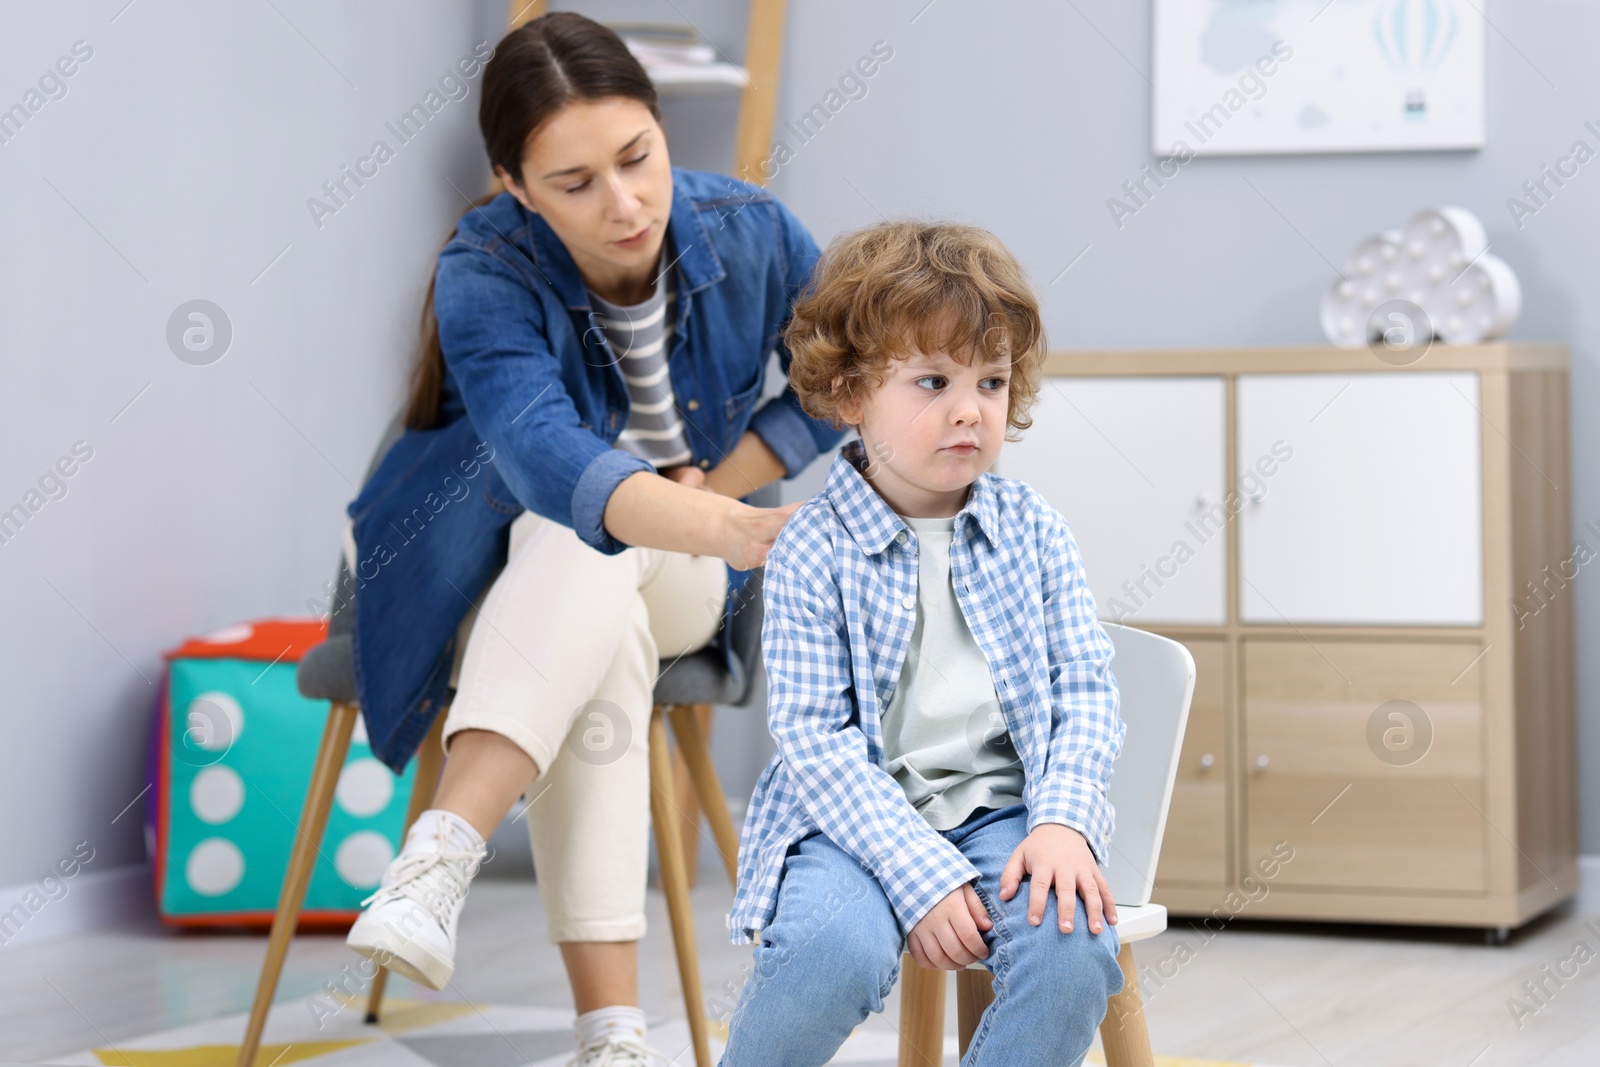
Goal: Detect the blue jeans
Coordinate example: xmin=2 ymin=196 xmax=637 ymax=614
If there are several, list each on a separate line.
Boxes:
xmin=719 ymin=804 xmax=1124 ymax=1066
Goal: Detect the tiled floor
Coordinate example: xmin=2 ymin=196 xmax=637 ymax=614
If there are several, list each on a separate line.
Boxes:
xmin=6 ymin=867 xmax=1600 ymax=1066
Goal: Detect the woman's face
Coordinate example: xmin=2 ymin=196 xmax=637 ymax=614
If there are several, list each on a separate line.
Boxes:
xmin=496 ymin=97 xmax=673 ymax=297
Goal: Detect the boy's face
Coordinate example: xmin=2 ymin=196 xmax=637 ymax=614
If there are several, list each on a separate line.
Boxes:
xmin=838 ymin=337 xmax=1011 ymax=518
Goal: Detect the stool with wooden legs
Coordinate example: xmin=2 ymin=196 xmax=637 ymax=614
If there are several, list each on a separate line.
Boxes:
xmin=896 ymin=622 xmax=1196 ymax=1067
xmin=671 ymin=703 xmax=717 ymax=887
xmin=236 ymin=430 xmax=776 ymax=1067
xmin=585 ymin=549 xmax=771 ymax=1067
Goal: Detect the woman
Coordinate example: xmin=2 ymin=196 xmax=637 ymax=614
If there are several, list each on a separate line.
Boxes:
xmin=339 ymin=13 xmax=844 ymax=1065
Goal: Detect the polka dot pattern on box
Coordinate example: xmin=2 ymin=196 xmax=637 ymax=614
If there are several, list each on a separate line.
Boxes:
xmin=185 ymin=691 xmax=244 ymax=753
xmin=156 ymin=621 xmax=417 ymax=924
xmin=335 ymin=831 xmax=395 ymax=888
xmin=336 ymin=759 xmax=394 ymax=818
xmin=190 ymin=766 xmax=245 ymax=824
xmin=197 ymin=623 xmax=254 ymax=644
xmin=186 ymin=838 xmax=245 ymax=896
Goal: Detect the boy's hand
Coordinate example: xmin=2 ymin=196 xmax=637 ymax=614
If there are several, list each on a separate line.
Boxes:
xmin=999 ymin=824 xmax=1118 ymax=935
xmin=907 ymin=882 xmax=993 ymax=970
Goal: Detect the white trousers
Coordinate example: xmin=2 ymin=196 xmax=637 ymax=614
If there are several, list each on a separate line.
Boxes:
xmin=344 ymin=508 xmax=728 ymax=941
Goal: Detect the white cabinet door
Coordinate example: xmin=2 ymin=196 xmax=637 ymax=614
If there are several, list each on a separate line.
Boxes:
xmin=1236 ymin=372 xmax=1483 ymax=625
xmin=998 ymin=376 xmax=1227 ymax=624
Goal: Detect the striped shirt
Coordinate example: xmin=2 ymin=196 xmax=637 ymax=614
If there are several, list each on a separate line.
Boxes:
xmin=727 ymin=436 xmax=1124 ymax=945
xmin=587 ymin=249 xmax=693 ymax=469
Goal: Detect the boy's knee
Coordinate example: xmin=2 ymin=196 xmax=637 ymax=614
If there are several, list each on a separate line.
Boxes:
xmin=849 ymin=934 xmax=903 ymax=1007
xmin=1011 ymin=895 xmax=1126 ymax=1004
xmin=756 ymin=905 xmax=902 ymax=1005
xmin=1009 ymin=912 xmax=1124 ymax=1007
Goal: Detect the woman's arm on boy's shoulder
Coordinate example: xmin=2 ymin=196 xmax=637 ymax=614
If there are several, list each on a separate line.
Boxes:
xmin=760 ymin=512 xmax=979 ymax=935
xmin=1027 ymin=504 xmax=1126 ymax=867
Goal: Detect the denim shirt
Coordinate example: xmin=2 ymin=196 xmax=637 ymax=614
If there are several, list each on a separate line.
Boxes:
xmin=726 ymin=437 xmax=1124 ymax=945
xmin=346 ymin=167 xmax=846 ymax=773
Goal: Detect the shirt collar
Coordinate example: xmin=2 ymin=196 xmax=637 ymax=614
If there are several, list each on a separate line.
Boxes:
xmin=522 ymin=166 xmax=726 ymax=312
xmin=823 ymin=437 xmax=1003 ymax=556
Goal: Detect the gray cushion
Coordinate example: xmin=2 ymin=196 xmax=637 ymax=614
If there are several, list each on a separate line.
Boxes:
xmin=296 ymin=634 xmax=356 ymax=703
xmin=297 ymin=565 xmax=766 ymax=711
xmin=651 ymin=645 xmax=749 ymax=706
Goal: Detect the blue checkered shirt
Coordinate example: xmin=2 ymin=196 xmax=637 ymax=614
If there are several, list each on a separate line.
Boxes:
xmin=727 ymin=436 xmax=1124 ymax=945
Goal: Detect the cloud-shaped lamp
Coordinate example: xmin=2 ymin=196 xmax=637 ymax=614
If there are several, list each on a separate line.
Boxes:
xmin=1320 ymin=207 xmax=1521 ymax=347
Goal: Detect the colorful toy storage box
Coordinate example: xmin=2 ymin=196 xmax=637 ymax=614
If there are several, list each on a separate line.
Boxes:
xmin=147 ymin=617 xmax=416 ymax=927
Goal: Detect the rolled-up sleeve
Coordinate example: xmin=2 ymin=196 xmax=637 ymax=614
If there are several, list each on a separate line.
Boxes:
xmin=747 ymin=197 xmax=846 ymax=478
xmin=434 ymin=244 xmax=653 ymax=555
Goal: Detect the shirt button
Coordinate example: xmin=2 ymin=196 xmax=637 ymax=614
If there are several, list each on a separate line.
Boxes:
xmin=901 ymin=594 xmax=915 ymax=610
xmin=699 ymin=458 xmax=711 ymax=469
xmin=895 ymin=531 xmax=907 ymax=543
xmin=687 ymin=398 xmax=700 ymax=411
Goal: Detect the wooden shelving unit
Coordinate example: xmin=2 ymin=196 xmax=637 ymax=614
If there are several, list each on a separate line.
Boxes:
xmin=1000 ymin=344 xmax=1578 ymax=937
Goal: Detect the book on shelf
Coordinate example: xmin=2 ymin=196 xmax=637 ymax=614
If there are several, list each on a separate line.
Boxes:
xmin=606 ymin=21 xmax=748 ymax=90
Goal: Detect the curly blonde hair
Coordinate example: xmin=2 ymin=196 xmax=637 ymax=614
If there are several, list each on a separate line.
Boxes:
xmin=783 ymin=219 xmax=1046 ymax=440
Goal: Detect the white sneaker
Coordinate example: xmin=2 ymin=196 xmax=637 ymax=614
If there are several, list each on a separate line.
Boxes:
xmin=568 ymin=1035 xmax=672 ymax=1067
xmin=344 ymin=820 xmax=486 ymax=990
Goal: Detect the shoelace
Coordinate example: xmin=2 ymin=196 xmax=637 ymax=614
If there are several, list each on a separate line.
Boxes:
xmin=358 ymin=841 xmax=486 ymax=927
xmin=570 ymin=1034 xmax=665 ymax=1067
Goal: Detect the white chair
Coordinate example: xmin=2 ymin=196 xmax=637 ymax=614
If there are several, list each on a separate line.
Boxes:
xmin=896 ymin=622 xmax=1196 ymax=1067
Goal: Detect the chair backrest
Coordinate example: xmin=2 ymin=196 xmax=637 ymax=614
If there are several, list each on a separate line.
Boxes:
xmin=723 ymin=479 xmax=782 ymax=705
xmin=326 ymin=411 xmax=408 ymax=638
xmin=1097 ymin=622 xmax=1196 ymax=907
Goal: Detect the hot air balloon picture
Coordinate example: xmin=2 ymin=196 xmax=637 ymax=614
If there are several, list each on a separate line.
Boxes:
xmin=1372 ymin=0 xmax=1460 ymax=123
xmin=1151 ymin=0 xmax=1483 ymax=153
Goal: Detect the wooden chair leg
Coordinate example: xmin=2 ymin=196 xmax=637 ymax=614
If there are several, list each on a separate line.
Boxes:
xmin=667 ymin=704 xmax=739 ymax=888
xmin=238 ymin=700 xmax=359 ymax=1067
xmin=955 ymin=967 xmax=995 ymax=1058
xmin=1099 ymin=942 xmax=1155 ymax=1067
xmin=671 ymin=704 xmax=713 ymax=886
xmin=649 ymin=708 xmax=712 ymax=1067
xmin=362 ymin=709 xmax=447 ymax=1025
xmin=896 ymin=954 xmax=946 ymax=1067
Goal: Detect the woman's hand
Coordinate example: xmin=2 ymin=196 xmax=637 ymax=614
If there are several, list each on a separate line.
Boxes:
xmin=718 ymin=496 xmax=803 ymax=571
xmin=657 ymin=463 xmax=800 ymax=570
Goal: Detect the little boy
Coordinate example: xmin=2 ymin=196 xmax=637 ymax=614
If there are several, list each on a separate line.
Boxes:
xmin=719 ymin=221 xmax=1127 ymax=1067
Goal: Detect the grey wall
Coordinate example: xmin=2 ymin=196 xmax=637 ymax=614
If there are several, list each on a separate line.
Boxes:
xmin=3 ymin=0 xmax=1595 ymax=896
xmin=0 ymin=1 xmax=505 ymax=886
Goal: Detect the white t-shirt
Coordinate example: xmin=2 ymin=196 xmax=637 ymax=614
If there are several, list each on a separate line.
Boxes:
xmin=879 ymin=512 xmax=1026 ymax=830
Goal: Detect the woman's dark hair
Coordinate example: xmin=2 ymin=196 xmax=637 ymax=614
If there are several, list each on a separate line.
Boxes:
xmin=402 ymin=12 xmax=663 ymax=429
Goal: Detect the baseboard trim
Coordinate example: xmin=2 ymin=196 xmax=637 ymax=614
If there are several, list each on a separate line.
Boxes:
xmin=0 ymin=863 xmax=150 ymax=951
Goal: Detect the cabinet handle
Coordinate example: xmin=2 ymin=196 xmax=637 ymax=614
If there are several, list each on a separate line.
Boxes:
xmin=1253 ymin=754 xmax=1270 ymax=771
xmin=1198 ymin=753 xmax=1215 ymax=770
